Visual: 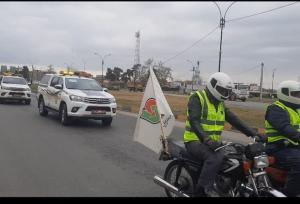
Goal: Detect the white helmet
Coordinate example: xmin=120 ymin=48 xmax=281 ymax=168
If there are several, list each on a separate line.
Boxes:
xmin=277 ymin=80 xmax=300 ymax=105
xmin=206 ymin=72 xmax=233 ymax=101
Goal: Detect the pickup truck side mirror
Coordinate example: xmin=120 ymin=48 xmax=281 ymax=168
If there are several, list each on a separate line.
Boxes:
xmin=28 ymin=82 xmax=32 ymax=86
xmin=54 ymin=84 xmax=63 ymax=89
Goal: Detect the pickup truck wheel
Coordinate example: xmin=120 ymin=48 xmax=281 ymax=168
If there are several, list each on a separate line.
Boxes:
xmin=102 ymin=117 xmax=112 ymax=126
xmin=38 ymin=98 xmax=48 ymax=116
xmin=25 ymin=99 xmax=31 ymax=105
xmin=230 ymin=94 xmax=236 ymax=101
xmin=60 ymin=103 xmax=70 ymax=126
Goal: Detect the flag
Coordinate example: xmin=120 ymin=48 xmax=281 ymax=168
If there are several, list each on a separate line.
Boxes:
xmin=133 ymin=66 xmax=175 ymax=154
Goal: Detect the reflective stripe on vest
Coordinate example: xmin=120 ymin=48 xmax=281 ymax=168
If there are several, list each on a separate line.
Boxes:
xmin=265 ymin=100 xmax=300 ymax=146
xmin=184 ymin=90 xmax=225 ymax=142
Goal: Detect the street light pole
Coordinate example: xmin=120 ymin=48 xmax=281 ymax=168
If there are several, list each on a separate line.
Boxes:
xmin=94 ymin=53 xmax=111 ymax=85
xmin=213 ymin=2 xmax=236 ymax=72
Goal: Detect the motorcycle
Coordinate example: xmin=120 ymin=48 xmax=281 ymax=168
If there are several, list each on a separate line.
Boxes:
xmin=153 ymin=137 xmax=287 ymax=197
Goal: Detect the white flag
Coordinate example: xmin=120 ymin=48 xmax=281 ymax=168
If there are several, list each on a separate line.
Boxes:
xmin=133 ymin=66 xmax=175 ymax=154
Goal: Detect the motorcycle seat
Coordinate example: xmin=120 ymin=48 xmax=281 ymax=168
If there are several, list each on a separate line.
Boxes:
xmin=167 ymin=139 xmax=201 ymax=164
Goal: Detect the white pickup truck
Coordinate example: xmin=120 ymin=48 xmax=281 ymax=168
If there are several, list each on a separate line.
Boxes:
xmin=0 ymin=75 xmax=32 ymax=104
xmin=36 ymin=73 xmax=117 ymax=126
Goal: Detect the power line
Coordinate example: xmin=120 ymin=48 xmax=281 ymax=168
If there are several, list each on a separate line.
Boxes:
xmin=232 ymin=64 xmax=260 ymax=76
xmin=162 ymin=25 xmax=219 ymax=65
xmin=227 ymin=2 xmax=299 ymax=22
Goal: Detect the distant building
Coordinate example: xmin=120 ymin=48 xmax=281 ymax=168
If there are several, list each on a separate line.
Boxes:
xmin=9 ymin=66 xmax=17 ymax=73
xmin=249 ymin=83 xmax=260 ymax=91
xmin=1 ymin=65 xmax=7 ymax=73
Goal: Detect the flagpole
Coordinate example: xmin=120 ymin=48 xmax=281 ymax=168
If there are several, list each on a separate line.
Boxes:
xmin=150 ymin=66 xmax=169 ymax=158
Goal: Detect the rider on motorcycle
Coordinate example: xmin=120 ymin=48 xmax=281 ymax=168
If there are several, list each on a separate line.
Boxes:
xmin=265 ymin=80 xmax=300 ymax=197
xmin=183 ymin=72 xmax=261 ymax=197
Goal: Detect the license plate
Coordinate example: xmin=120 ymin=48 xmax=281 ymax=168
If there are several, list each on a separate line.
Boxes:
xmin=12 ymin=94 xmax=23 ymax=97
xmin=91 ymin=110 xmax=106 ymax=114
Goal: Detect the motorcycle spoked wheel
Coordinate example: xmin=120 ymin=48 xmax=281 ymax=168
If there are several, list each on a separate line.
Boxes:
xmin=163 ymin=160 xmax=196 ymax=197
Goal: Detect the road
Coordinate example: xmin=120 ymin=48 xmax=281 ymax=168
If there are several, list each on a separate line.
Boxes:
xmin=0 ymin=97 xmax=251 ymax=197
xmin=165 ymin=93 xmax=269 ymax=111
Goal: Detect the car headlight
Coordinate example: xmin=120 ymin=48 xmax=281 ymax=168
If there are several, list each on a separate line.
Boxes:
xmin=110 ymin=97 xmax=116 ymax=103
xmin=26 ymin=88 xmax=31 ymax=91
xmin=69 ymin=95 xmax=83 ymax=102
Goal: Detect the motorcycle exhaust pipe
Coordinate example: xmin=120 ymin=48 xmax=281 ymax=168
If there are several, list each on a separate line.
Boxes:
xmin=153 ymin=175 xmax=190 ymax=197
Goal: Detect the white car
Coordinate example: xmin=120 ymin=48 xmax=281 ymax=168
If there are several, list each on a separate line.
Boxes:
xmin=0 ymin=75 xmax=32 ymax=104
xmin=36 ymin=73 xmax=117 ymax=126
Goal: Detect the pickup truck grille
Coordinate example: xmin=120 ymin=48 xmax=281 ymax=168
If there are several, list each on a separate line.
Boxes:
xmin=8 ymin=87 xmax=27 ymax=91
xmin=83 ymin=97 xmax=110 ymax=104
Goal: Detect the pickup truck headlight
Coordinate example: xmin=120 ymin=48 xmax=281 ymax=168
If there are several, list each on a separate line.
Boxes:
xmin=1 ymin=86 xmax=10 ymax=90
xmin=110 ymin=97 xmax=116 ymax=103
xmin=25 ymin=88 xmax=31 ymax=91
xmin=69 ymin=95 xmax=83 ymax=102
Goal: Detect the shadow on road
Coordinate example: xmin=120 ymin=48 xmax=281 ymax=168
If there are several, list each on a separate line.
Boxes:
xmin=0 ymin=100 xmax=29 ymax=105
xmin=44 ymin=113 xmax=112 ymax=129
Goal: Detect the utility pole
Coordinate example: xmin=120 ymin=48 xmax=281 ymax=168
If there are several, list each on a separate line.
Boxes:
xmin=192 ymin=66 xmax=195 ymax=91
xmin=259 ymin=62 xmax=264 ymax=101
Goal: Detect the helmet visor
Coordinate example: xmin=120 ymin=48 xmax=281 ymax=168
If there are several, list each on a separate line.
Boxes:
xmin=216 ymin=85 xmax=232 ymax=98
xmin=291 ymin=91 xmax=300 ymax=99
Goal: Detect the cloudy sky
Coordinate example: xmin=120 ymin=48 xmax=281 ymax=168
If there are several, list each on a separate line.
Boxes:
xmin=0 ymin=1 xmax=299 ymax=88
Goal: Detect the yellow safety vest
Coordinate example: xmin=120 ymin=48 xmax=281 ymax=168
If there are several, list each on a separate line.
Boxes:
xmin=265 ymin=100 xmax=300 ymax=146
xmin=184 ymin=90 xmax=225 ymax=142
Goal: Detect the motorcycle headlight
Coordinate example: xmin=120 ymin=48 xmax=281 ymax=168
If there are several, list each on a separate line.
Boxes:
xmin=110 ymin=97 xmax=116 ymax=103
xmin=254 ymin=155 xmax=269 ymax=169
xmin=69 ymin=95 xmax=83 ymax=102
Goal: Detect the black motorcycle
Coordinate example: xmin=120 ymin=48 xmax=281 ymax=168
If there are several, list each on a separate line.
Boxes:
xmin=153 ymin=137 xmax=286 ymax=197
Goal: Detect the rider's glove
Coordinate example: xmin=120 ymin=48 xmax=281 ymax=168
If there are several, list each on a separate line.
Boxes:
xmin=203 ymin=137 xmax=222 ymax=151
xmin=254 ymin=134 xmax=267 ymax=143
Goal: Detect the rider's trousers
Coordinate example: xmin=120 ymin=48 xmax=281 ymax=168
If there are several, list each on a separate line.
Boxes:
xmin=185 ymin=141 xmax=224 ymax=190
xmin=266 ymin=143 xmax=300 ymax=197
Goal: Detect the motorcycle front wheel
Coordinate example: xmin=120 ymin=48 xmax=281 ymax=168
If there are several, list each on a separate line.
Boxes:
xmin=163 ymin=160 xmax=196 ymax=197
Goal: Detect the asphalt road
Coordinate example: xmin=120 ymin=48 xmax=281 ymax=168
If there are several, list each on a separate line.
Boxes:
xmin=165 ymin=93 xmax=269 ymax=111
xmin=0 ymin=97 xmax=251 ymax=197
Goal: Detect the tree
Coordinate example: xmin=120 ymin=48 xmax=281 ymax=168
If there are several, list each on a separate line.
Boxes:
xmin=105 ymin=68 xmax=116 ymax=81
xmin=112 ymin=67 xmax=123 ymax=81
xmin=46 ymin=64 xmax=56 ymax=74
xmin=153 ymin=61 xmax=173 ymax=86
xmin=21 ymin=66 xmax=30 ymax=81
xmin=136 ymin=58 xmax=173 ymax=86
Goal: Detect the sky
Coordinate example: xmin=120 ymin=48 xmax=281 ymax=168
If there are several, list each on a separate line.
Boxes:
xmin=0 ymin=1 xmax=300 ymax=89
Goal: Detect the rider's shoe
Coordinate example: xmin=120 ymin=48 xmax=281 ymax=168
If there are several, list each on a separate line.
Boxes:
xmin=204 ymin=187 xmax=220 ymax=197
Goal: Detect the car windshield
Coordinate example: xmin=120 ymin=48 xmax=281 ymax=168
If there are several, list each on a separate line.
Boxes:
xmin=65 ymin=78 xmax=103 ymax=91
xmin=239 ymin=85 xmax=249 ymax=90
xmin=2 ymin=77 xmax=27 ymax=85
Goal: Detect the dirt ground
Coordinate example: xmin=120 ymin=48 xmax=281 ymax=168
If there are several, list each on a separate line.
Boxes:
xmin=110 ymin=90 xmax=266 ymax=133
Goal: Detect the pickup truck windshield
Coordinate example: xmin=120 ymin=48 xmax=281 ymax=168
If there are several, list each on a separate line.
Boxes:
xmin=65 ymin=78 xmax=103 ymax=91
xmin=2 ymin=77 xmax=27 ymax=85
